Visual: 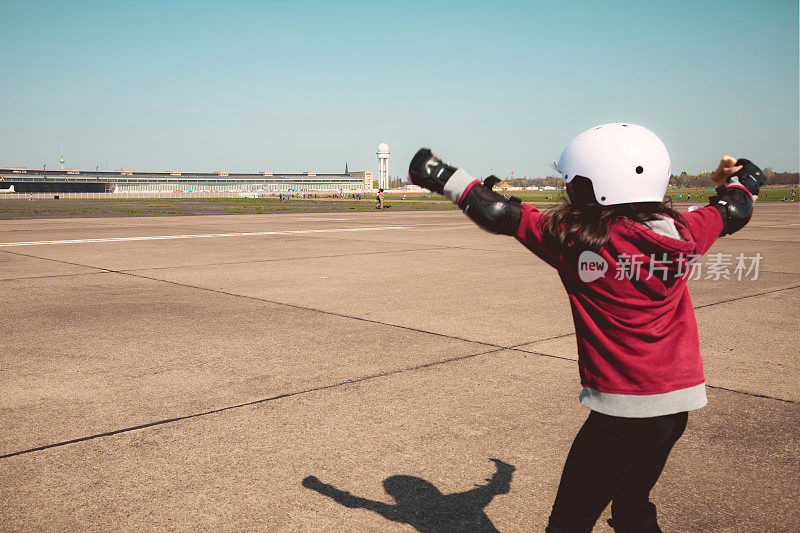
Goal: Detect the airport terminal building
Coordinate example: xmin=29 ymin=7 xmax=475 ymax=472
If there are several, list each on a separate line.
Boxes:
xmin=0 ymin=168 xmax=374 ymax=193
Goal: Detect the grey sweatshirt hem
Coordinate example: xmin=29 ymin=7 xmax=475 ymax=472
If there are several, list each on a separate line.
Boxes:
xmin=579 ymin=383 xmax=708 ymax=418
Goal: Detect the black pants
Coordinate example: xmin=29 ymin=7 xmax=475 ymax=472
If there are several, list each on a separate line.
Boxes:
xmin=546 ymin=410 xmax=688 ymax=533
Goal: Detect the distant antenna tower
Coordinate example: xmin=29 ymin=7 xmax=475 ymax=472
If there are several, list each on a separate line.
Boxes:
xmin=59 ymin=137 xmax=65 ymax=169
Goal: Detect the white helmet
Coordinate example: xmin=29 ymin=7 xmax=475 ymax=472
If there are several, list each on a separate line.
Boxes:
xmin=557 ymin=123 xmax=671 ymax=206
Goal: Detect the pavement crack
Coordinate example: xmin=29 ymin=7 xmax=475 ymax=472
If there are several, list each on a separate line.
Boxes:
xmin=692 ymin=284 xmax=800 ymax=310
xmin=1 ymin=246 xmax=534 ymax=349
xmin=0 ymin=271 xmax=113 ymax=282
xmin=507 ymin=348 xmax=798 ymax=405
xmin=306 ymin=233 xmax=533 ymax=255
xmin=0 ymin=249 xmax=113 ymax=273
xmin=85 ymin=268 xmax=511 ymax=350
xmin=704 ymin=384 xmax=797 ymax=404
xmin=0 ymin=345 xmax=512 ymax=460
xmin=119 ymin=246 xmax=446 ymax=273
xmin=509 ymin=347 xmax=578 ymax=363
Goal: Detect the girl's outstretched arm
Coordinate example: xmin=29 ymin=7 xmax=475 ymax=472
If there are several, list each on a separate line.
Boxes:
xmin=685 ymin=156 xmax=765 ymax=253
xmin=408 ymin=148 xmax=561 ymax=266
xmin=408 ymin=148 xmax=522 ymax=236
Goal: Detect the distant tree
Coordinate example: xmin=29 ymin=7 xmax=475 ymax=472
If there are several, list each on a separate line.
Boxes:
xmin=766 ymin=171 xmax=799 ymax=185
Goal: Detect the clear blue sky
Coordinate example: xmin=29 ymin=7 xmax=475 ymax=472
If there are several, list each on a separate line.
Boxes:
xmin=1 ymin=0 xmax=797 ymax=177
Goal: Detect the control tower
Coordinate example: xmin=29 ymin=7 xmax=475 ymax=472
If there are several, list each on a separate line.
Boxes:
xmin=377 ymin=142 xmax=390 ymax=189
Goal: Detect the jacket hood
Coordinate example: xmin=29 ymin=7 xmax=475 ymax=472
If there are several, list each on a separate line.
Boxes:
xmin=568 ymin=214 xmax=699 ymax=303
xmin=608 ymin=214 xmax=698 ymax=299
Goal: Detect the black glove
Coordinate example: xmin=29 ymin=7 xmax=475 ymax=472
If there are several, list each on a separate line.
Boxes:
xmin=729 ymin=158 xmax=765 ymax=196
xmin=407 ymin=148 xmax=458 ymax=195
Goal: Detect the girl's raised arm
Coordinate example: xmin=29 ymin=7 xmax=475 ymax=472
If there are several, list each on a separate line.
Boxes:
xmin=407 ymin=148 xmax=523 ymax=236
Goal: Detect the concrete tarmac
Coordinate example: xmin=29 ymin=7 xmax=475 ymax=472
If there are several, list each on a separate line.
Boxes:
xmin=1 ymin=205 xmax=798 ymax=531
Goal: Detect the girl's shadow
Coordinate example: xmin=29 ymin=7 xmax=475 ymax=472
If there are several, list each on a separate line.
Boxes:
xmin=302 ymin=458 xmax=515 ymax=532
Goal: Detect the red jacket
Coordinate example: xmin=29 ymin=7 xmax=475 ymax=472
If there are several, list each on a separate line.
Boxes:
xmin=514 ymin=203 xmax=722 ymax=413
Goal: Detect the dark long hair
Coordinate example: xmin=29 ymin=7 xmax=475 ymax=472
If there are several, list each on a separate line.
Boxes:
xmin=542 ymin=196 xmax=684 ymax=253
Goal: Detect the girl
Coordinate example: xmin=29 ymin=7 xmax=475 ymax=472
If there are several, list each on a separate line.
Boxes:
xmin=407 ymin=123 xmax=764 ymax=532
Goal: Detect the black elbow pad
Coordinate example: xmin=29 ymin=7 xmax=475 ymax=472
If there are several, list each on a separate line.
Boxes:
xmin=710 ymin=186 xmax=754 ymax=235
xmin=461 ymin=185 xmax=523 ymax=235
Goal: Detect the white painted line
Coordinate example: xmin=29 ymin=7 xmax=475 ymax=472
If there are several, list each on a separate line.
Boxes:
xmin=0 ymin=226 xmax=413 ymax=247
xmin=296 ymin=217 xmax=348 ymax=221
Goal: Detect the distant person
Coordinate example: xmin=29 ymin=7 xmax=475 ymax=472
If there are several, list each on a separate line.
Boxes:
xmin=408 ymin=124 xmax=765 ymax=533
xmin=28 ymin=194 xmax=33 ymax=202
xmin=377 ymin=188 xmax=385 ymax=209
